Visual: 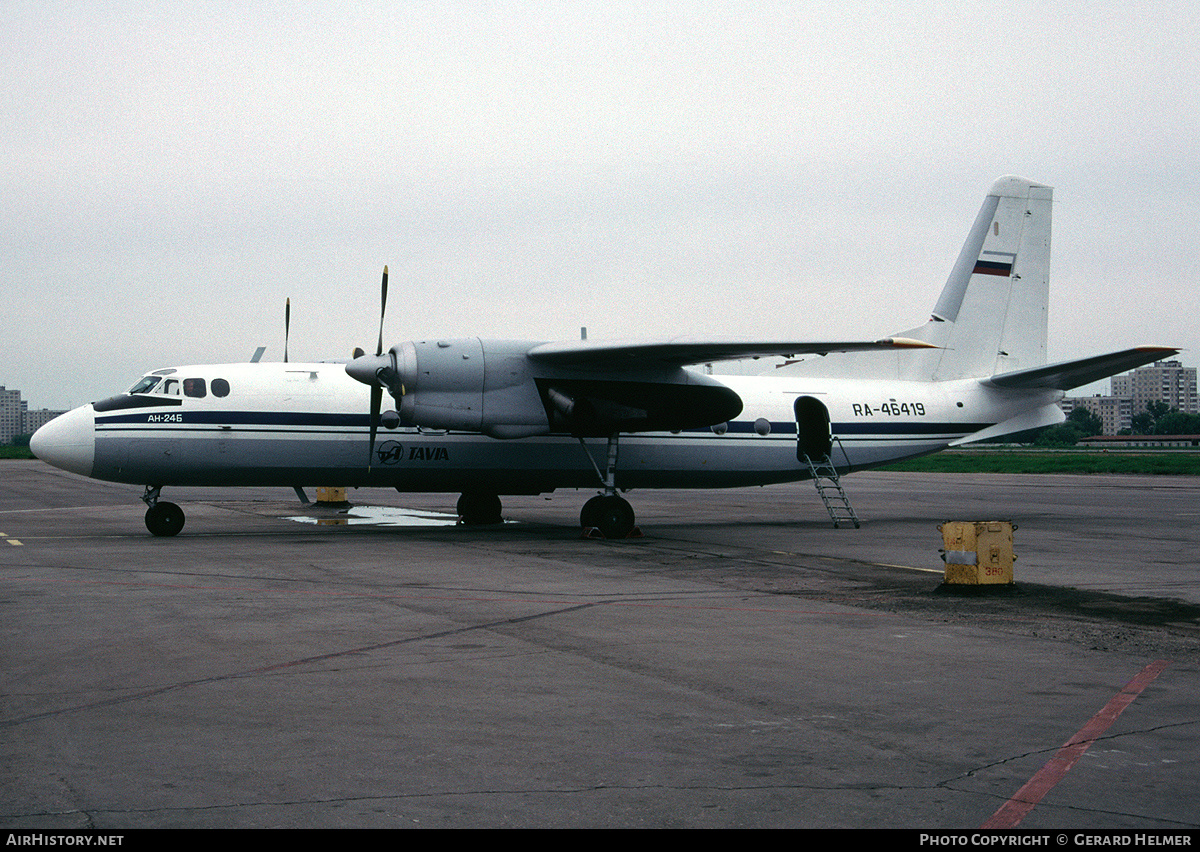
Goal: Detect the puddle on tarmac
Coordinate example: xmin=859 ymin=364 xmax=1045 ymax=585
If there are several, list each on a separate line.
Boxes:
xmin=284 ymin=505 xmax=467 ymax=527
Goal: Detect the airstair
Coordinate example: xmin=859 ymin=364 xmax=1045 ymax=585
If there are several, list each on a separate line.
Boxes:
xmin=803 ymin=452 xmax=860 ymax=529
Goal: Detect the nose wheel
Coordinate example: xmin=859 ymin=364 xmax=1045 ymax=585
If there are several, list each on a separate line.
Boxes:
xmin=145 ymin=501 xmax=185 ymax=537
xmin=142 ymin=486 xmax=185 ymax=537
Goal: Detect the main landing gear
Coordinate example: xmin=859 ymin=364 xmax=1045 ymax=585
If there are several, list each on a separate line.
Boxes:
xmin=456 ymin=491 xmax=503 ymax=525
xmin=453 ymin=434 xmax=640 ymax=538
xmin=453 ymin=434 xmax=639 ymax=539
xmin=580 ymin=493 xmax=636 ymax=540
xmin=577 ymin=434 xmax=639 ymax=540
xmin=142 ymin=485 xmax=185 ymax=537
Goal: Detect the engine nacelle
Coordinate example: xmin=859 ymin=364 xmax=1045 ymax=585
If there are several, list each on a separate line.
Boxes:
xmin=350 ymin=337 xmax=744 ymax=439
xmin=391 ymin=339 xmax=551 ymax=438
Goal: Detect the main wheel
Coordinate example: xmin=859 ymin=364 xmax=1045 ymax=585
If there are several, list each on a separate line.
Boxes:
xmin=580 ymin=495 xmax=605 ymax=529
xmin=145 ymin=501 xmax=185 ymax=537
xmin=456 ymin=491 xmax=503 ymax=525
xmin=583 ymin=495 xmax=635 ymax=539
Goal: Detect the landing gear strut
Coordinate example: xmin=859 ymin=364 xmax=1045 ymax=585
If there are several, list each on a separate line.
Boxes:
xmin=142 ymin=485 xmax=185 ymax=537
xmin=578 ymin=434 xmax=639 ymax=539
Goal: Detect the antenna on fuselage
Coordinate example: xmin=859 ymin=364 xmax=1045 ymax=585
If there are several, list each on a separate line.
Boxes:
xmin=250 ymin=347 xmax=266 ymax=363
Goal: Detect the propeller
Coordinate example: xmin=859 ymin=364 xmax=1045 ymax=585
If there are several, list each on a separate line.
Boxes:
xmin=369 ymin=390 xmax=383 ymax=468
xmin=284 ymin=298 xmax=291 ymax=364
xmin=346 ymin=266 xmax=411 ymax=467
xmin=377 ymin=266 xmax=388 ymax=358
xmin=368 ymin=267 xmax=387 ymax=468
xmin=343 ymin=266 xmax=404 ymax=468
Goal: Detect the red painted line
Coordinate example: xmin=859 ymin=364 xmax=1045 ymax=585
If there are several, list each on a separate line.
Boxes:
xmin=981 ymin=659 xmax=1170 ymax=829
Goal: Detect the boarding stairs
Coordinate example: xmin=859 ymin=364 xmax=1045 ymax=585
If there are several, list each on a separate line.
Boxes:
xmin=803 ymin=451 xmax=860 ymax=529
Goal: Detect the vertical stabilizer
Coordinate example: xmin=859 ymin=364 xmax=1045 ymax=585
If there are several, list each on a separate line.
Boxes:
xmin=901 ymin=176 xmax=1052 ymax=380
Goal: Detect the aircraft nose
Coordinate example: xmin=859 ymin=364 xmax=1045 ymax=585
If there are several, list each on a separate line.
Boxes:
xmin=30 ymin=404 xmax=96 ymax=477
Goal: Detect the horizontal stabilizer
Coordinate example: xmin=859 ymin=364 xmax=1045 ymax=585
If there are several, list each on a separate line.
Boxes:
xmin=528 ymin=337 xmax=936 ymax=369
xmin=983 ymin=347 xmax=1179 ymax=391
xmin=950 ymin=403 xmax=1065 ymax=445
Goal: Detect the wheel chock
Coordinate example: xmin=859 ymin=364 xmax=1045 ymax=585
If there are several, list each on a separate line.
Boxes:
xmin=581 ymin=526 xmax=644 ymax=540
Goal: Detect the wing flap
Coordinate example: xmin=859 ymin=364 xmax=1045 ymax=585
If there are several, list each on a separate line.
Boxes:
xmin=983 ymin=347 xmax=1179 ymax=391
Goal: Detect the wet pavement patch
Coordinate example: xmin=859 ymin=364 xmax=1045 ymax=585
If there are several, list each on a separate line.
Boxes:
xmin=284 ymin=505 xmax=464 ymax=527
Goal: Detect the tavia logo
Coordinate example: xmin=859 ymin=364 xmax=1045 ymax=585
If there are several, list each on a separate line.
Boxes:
xmin=376 ymin=441 xmax=404 ymax=465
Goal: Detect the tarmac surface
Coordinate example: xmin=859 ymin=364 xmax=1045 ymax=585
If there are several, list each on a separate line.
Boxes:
xmin=2 ymin=460 xmax=1198 ymax=829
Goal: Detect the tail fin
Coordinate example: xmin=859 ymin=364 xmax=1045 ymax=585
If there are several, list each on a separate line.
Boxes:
xmin=899 ymin=176 xmax=1053 ymax=380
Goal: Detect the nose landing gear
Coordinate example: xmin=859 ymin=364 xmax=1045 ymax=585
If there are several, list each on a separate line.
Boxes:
xmin=142 ymin=486 xmax=185 ymax=537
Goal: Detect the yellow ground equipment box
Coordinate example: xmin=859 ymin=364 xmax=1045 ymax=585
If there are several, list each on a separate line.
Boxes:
xmin=939 ymin=521 xmax=1016 ymax=585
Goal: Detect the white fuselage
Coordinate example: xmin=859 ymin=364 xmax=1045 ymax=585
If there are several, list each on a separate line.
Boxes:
xmin=32 ymin=361 xmax=1062 ymax=494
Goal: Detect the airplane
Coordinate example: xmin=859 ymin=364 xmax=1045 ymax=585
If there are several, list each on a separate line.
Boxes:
xmin=30 ymin=176 xmax=1177 ymax=539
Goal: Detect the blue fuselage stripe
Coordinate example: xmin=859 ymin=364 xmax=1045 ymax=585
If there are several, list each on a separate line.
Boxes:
xmin=96 ymin=411 xmax=989 ymax=438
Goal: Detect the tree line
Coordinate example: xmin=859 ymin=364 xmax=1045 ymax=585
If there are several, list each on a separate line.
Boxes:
xmin=1029 ymin=402 xmax=1200 ymax=447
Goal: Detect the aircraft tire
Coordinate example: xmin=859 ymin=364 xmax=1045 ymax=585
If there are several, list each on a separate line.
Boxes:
xmin=145 ymin=501 xmax=185 ymax=537
xmin=588 ymin=495 xmax=635 ymax=539
xmin=456 ymin=491 xmax=503 ymax=525
xmin=580 ymin=495 xmax=604 ymax=530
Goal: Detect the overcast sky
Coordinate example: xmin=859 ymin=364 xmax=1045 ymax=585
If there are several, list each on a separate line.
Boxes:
xmin=4 ymin=1 xmax=1198 ymax=411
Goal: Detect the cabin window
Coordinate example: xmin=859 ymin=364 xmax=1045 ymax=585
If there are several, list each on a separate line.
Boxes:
xmin=183 ymin=378 xmax=207 ymax=398
xmin=212 ymin=378 xmax=230 ymax=398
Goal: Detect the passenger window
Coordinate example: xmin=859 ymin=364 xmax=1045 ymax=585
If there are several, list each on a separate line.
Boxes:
xmin=184 ymin=378 xmax=207 ymax=398
xmin=212 ymin=378 xmax=230 ymax=398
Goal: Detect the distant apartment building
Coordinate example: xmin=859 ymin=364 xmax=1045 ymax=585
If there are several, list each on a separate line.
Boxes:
xmin=23 ymin=408 xmax=62 ymax=435
xmin=1060 ymin=395 xmax=1133 ymax=436
xmin=0 ymin=386 xmax=65 ymax=444
xmin=1110 ymin=360 xmax=1198 ymax=415
xmin=1060 ymin=360 xmax=1197 ymax=436
xmin=0 ymin=387 xmax=28 ymax=444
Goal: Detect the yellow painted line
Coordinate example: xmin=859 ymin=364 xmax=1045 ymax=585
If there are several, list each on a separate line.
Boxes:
xmin=2 ymin=533 xmax=21 ymax=546
xmin=873 ymin=561 xmax=943 ymax=574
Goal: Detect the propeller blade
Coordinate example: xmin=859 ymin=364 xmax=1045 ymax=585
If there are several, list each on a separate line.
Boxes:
xmin=351 ymin=265 xmax=392 ymax=469
xmin=284 ymin=298 xmax=291 ymax=364
xmin=368 ymin=385 xmax=382 ymax=469
xmin=376 ymin=266 xmax=388 ymax=357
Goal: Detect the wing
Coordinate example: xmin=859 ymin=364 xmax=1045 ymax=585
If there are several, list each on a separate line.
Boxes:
xmin=983 ymin=346 xmax=1179 ymax=391
xmin=527 ymin=336 xmax=936 ymax=369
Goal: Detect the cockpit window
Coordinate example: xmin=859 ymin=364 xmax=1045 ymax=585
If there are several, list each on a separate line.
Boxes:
xmin=160 ymin=378 xmax=180 ymax=395
xmin=129 ymin=376 xmax=161 ymax=395
xmin=183 ymin=378 xmax=207 ymax=398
